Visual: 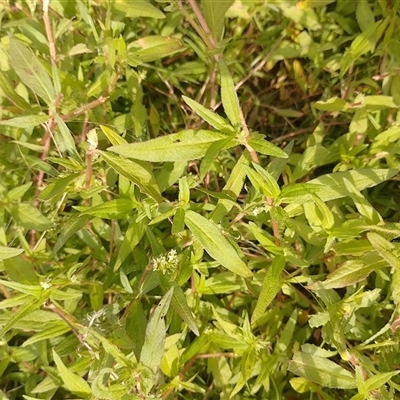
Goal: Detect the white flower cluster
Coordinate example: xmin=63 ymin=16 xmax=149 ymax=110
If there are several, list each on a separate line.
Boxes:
xmin=252 ymin=206 xmax=266 ymax=216
xmin=152 ymin=249 xmax=179 ymax=274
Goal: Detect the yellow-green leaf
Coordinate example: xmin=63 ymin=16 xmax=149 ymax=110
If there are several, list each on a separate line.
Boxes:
xmin=185 ymin=210 xmax=252 ymax=278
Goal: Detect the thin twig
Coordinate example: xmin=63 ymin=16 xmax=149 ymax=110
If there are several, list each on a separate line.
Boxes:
xmin=61 ymin=96 xmax=109 ymax=121
xmin=42 ymin=0 xmax=57 ymax=65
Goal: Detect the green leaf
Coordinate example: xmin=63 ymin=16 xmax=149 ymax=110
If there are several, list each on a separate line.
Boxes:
xmin=211 ymin=152 xmax=250 ymax=223
xmin=22 ymin=323 xmax=70 ymax=347
xmin=0 ymin=247 xmax=24 ymax=261
xmin=100 ymin=125 xmax=127 ymax=145
xmin=158 ymin=275 xmax=199 ymax=336
xmin=182 ymin=95 xmax=235 ymax=134
xmin=267 ymin=141 xmax=294 ymax=179
xmin=307 ymin=253 xmax=387 ymax=289
xmin=0 ymin=279 xmax=44 ymax=297
xmin=114 ymin=216 xmax=146 ymax=271
xmin=343 ymin=178 xmax=382 ymax=224
xmin=358 ymin=95 xmax=397 ymax=110
xmin=307 ymin=169 xmax=398 ymax=202
xmin=39 ymin=173 xmax=81 ymax=201
xmin=356 ymin=0 xmax=375 ymax=32
xmin=298 ymin=0 xmax=335 ymax=8
xmin=0 ymin=293 xmax=49 ymax=337
xmin=333 ymin=239 xmax=374 ymax=256
xmin=108 ymin=130 xmax=234 ymax=162
xmin=251 ymin=256 xmax=285 ymax=324
xmin=0 ymin=70 xmax=32 ymax=111
xmin=113 ymin=0 xmax=165 ymax=19
xmin=129 ymin=36 xmax=185 ymax=64
xmin=247 ymin=222 xmax=283 ymax=255
xmin=241 ymin=164 xmax=280 ymax=199
xmin=312 ymin=194 xmax=334 ymax=231
xmin=365 ymin=371 xmax=400 ymax=391
xmin=100 ymin=151 xmax=162 ymax=203
xmin=288 ymin=352 xmax=356 ymax=389
xmin=74 ymin=199 xmax=136 ymax=219
xmin=89 ymin=329 xmax=131 ymax=367
xmin=278 ymin=183 xmax=323 ymax=204
xmin=367 ymin=232 xmax=400 ymax=270
xmin=248 ymin=138 xmax=288 ymax=158
xmin=9 ymin=38 xmax=56 ymax=105
xmin=91 ymin=368 xmax=128 ymax=400
xmin=172 ymin=207 xmax=185 ymax=234
xmin=125 ymin=300 xmax=147 ymax=360
xmin=314 ymin=97 xmax=349 ymax=112
xmin=6 ymin=182 xmax=33 ymax=202
xmin=209 ymin=331 xmax=247 ymax=350
xmin=218 ymin=59 xmax=241 ymax=127
xmin=54 ymin=214 xmax=92 ymax=253
xmin=4 ymin=255 xmax=39 ymax=284
xmin=241 ymin=344 xmax=256 ymax=381
xmin=8 ymin=203 xmax=52 ymax=231
xmin=185 ymin=210 xmax=252 ymax=278
xmin=0 ymin=115 xmax=49 ymax=128
xmin=201 ymin=0 xmax=234 ymax=41
xmin=140 ymin=287 xmax=174 ymax=372
xmin=54 ymin=115 xmax=79 ymax=156
xmin=198 ymin=272 xmax=243 ymax=294
xmin=281 ymin=6 xmax=321 ymax=30
xmin=52 ymin=350 xmax=91 ymax=398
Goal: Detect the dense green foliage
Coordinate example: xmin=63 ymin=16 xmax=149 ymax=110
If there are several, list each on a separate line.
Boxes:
xmin=0 ymin=0 xmax=400 ymax=399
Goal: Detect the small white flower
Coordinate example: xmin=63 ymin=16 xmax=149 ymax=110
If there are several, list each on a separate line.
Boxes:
xmin=167 ymin=249 xmax=177 ymax=262
xmin=152 ymin=250 xmax=179 ymax=277
xmin=40 ymin=279 xmax=52 ymax=290
xmin=252 ymin=206 xmax=264 ymax=216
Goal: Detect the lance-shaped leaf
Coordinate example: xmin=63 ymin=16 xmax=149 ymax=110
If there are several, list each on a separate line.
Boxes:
xmin=74 ymin=199 xmax=137 ymax=219
xmin=158 ymin=274 xmax=199 ymax=336
xmin=201 ymin=0 xmax=234 ymax=41
xmin=140 ymin=287 xmax=174 ymax=372
xmin=0 ymin=292 xmax=50 ymax=337
xmin=289 ymin=352 xmax=356 ymax=389
xmin=307 ymin=168 xmax=398 ymax=202
xmin=278 ymin=183 xmax=323 ymax=204
xmin=100 ymin=151 xmax=162 ymax=203
xmin=248 ymin=137 xmax=288 ymax=158
xmin=211 ymin=152 xmax=251 ymax=223
xmin=8 ymin=203 xmax=52 ymax=231
xmin=367 ymin=232 xmax=400 ymax=270
xmin=39 ymin=173 xmax=82 ymax=201
xmin=54 ymin=214 xmax=93 ymax=253
xmin=307 ymin=253 xmax=387 ymax=290
xmin=22 ymin=323 xmax=70 ymax=347
xmin=185 ymin=210 xmax=252 ymax=278
xmin=219 ymin=59 xmax=241 ymax=127
xmin=100 ymin=125 xmax=127 ymax=145
xmin=92 ymin=368 xmax=128 ymax=399
xmin=242 ymin=164 xmax=280 ymax=199
xmin=53 ymin=350 xmax=91 ymax=398
xmin=343 ymin=178 xmax=382 ymax=224
xmin=4 ymin=255 xmax=39 ymax=284
xmin=10 ymin=38 xmax=56 ymax=105
xmin=113 ymin=0 xmax=165 ymax=19
xmin=0 ymin=115 xmax=49 ymax=128
xmin=251 ymin=256 xmax=285 ymax=324
xmin=0 ymin=246 xmax=24 ymax=261
xmin=129 ymin=36 xmax=185 ymax=64
xmin=0 ymin=71 xmax=32 ymax=111
xmin=182 ymin=96 xmax=235 ymax=135
xmin=108 ymin=130 xmax=234 ymax=162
